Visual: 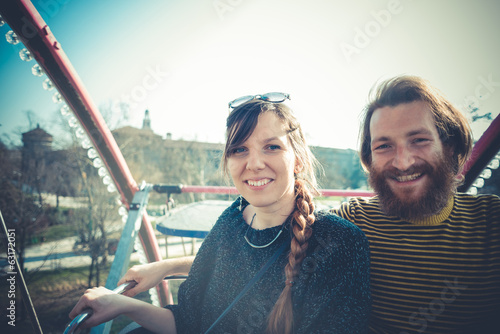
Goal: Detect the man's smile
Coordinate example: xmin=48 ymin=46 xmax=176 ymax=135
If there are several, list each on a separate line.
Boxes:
xmin=391 ymin=173 xmax=423 ymax=183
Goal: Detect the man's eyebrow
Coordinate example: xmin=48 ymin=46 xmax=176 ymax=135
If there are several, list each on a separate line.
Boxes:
xmin=371 ymin=135 xmax=390 ymax=143
xmin=372 ymin=128 xmax=433 ymax=143
xmin=407 ymin=129 xmax=433 ymax=137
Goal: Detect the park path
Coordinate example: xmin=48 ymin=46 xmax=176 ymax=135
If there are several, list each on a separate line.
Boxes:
xmin=2 ymin=232 xmax=202 ymax=272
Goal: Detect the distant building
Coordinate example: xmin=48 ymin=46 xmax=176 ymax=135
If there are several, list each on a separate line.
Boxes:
xmin=142 ymin=109 xmax=152 ymax=131
xmin=21 ymin=124 xmax=54 ymax=198
xmin=22 ymin=124 xmax=53 ymax=152
xmin=21 ymin=124 xmax=53 ymax=174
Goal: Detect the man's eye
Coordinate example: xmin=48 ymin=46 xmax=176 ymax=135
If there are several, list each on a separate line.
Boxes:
xmin=414 ymin=138 xmax=429 ymax=144
xmin=373 ymin=144 xmax=390 ymax=151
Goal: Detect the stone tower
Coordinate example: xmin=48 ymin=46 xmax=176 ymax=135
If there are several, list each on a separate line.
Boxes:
xmin=142 ymin=109 xmax=152 ymax=130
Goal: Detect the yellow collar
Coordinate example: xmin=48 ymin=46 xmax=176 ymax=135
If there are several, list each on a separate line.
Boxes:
xmin=407 ymin=196 xmax=454 ymax=225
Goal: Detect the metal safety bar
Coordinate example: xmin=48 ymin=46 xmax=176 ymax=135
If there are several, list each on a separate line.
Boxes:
xmin=63 ymin=281 xmax=137 ymax=334
xmin=63 ymin=276 xmax=188 ymax=334
xmin=91 ymin=183 xmax=153 ymax=334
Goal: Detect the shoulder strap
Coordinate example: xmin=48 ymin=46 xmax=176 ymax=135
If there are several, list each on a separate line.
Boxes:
xmin=204 ymin=241 xmax=288 ymax=334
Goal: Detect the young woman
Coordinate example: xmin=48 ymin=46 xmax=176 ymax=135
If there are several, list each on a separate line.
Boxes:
xmin=69 ymin=94 xmax=371 ymax=333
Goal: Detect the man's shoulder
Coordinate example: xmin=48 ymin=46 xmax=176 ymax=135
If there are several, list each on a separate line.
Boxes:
xmin=452 ymin=193 xmax=500 ymax=226
xmin=330 ymin=196 xmax=382 ymax=219
xmin=455 ymin=192 xmax=500 ymax=207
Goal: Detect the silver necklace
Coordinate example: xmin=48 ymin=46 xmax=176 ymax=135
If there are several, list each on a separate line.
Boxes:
xmin=244 ymin=213 xmax=285 ymax=249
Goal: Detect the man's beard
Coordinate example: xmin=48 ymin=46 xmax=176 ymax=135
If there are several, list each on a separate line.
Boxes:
xmin=368 ymin=153 xmax=456 ymax=220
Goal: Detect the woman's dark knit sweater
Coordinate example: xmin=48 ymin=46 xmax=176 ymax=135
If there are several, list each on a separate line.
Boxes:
xmin=165 ymin=199 xmax=371 ymax=333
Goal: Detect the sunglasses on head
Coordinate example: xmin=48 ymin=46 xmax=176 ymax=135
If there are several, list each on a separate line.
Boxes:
xmin=228 ymin=92 xmax=290 ymax=110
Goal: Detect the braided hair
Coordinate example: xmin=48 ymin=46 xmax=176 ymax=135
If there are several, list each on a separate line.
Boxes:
xmin=266 ymin=178 xmax=316 ymax=334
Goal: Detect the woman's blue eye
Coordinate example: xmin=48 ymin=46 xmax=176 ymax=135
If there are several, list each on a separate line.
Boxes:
xmin=268 ymin=145 xmax=281 ymax=150
xmin=231 ymin=147 xmax=246 ymax=154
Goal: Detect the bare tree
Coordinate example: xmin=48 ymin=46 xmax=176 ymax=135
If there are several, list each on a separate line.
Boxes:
xmin=0 ymin=141 xmax=49 ymax=275
xmin=66 ymin=143 xmax=119 ymax=287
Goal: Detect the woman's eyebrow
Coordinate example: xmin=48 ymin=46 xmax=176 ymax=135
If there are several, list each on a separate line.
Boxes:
xmin=263 ymin=136 xmax=282 ymax=144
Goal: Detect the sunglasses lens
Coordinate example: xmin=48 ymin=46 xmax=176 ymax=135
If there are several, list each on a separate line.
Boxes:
xmin=229 ymin=95 xmax=254 ymax=109
xmin=261 ymin=92 xmax=289 ymax=103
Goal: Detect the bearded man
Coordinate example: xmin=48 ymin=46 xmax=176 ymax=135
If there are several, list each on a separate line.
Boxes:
xmin=335 ymin=75 xmax=500 ymax=333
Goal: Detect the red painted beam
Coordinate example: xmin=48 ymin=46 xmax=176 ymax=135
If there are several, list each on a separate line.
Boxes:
xmin=0 ymin=0 xmax=169 ymax=306
xmin=458 ymin=113 xmax=500 ymax=192
xmin=181 ymin=185 xmax=374 ymax=197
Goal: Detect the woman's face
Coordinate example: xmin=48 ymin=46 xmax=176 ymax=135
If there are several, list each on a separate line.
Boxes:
xmin=227 ymin=112 xmax=298 ymax=214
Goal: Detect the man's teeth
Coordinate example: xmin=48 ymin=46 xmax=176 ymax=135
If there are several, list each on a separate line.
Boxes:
xmin=396 ymin=173 xmax=421 ymax=182
xmin=248 ymin=179 xmax=270 ymax=186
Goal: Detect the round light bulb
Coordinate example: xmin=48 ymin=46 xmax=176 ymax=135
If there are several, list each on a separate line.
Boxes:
xmin=472 ymin=178 xmax=484 ymax=189
xmin=43 ymin=78 xmax=54 ymax=91
xmin=487 ymin=159 xmax=499 ymax=170
xmin=0 ymin=15 xmax=5 ymax=27
xmin=60 ymin=105 xmax=70 ymax=117
xmin=75 ymin=127 xmax=85 ymax=139
xmin=32 ymin=64 xmax=44 ymax=76
xmin=93 ymin=158 xmax=103 ymax=168
xmin=81 ymin=137 xmax=92 ymax=149
xmin=67 ymin=115 xmax=78 ymax=128
xmin=467 ymin=186 xmax=478 ymax=195
xmin=107 ymin=184 xmax=117 ymax=193
xmin=118 ymin=206 xmax=128 ymax=216
xmin=102 ymin=175 xmax=112 ymax=185
xmin=480 ymin=169 xmax=492 ymax=179
xmin=98 ymin=167 xmax=107 ymax=177
xmin=52 ymin=92 xmax=62 ymax=104
xmin=134 ymin=239 xmax=148 ymax=264
xmin=6 ymin=31 xmax=19 ymax=45
xmin=87 ymin=148 xmax=98 ymax=159
xmin=149 ymin=289 xmax=160 ymax=307
xmin=19 ymin=48 xmax=33 ymax=61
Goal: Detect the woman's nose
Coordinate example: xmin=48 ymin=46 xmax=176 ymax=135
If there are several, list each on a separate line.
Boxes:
xmin=246 ymin=151 xmax=265 ymax=171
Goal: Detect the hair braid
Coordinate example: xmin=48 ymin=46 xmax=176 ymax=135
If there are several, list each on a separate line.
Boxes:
xmin=266 ymin=179 xmax=316 ymax=334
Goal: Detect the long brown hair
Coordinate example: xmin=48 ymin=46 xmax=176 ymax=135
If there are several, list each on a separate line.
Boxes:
xmin=360 ymin=75 xmax=473 ymax=177
xmin=222 ymin=100 xmax=320 ymax=333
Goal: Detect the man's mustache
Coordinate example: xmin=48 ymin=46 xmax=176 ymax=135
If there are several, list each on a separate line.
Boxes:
xmin=382 ymin=164 xmax=431 ymax=179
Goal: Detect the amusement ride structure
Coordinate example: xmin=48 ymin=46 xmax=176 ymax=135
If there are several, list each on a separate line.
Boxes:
xmin=0 ymin=1 xmax=499 ymax=333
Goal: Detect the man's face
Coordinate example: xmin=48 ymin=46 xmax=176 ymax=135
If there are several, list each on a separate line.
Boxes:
xmin=368 ymin=101 xmax=455 ymax=219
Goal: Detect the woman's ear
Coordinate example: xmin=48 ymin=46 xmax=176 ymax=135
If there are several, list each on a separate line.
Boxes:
xmin=294 ymin=158 xmax=304 ymax=174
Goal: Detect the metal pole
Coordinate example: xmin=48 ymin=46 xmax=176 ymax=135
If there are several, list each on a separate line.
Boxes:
xmin=0 ymin=208 xmax=43 ymax=334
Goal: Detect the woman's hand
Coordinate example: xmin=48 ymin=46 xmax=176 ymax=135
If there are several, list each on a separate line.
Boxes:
xmin=69 ymin=286 xmax=178 ymax=333
xmin=118 ymin=262 xmax=167 ymax=297
xmin=117 ymin=257 xmax=194 ymax=297
xmin=68 ymin=287 xmax=130 ymax=329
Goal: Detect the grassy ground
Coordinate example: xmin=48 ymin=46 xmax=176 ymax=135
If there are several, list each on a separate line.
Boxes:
xmin=0 ymin=262 xmax=183 ymax=334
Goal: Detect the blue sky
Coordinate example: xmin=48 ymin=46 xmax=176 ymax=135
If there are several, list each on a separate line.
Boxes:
xmin=1 ymin=0 xmax=499 ymax=150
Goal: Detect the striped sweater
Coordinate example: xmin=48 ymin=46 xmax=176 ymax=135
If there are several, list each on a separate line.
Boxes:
xmin=333 ymin=193 xmax=500 ymax=334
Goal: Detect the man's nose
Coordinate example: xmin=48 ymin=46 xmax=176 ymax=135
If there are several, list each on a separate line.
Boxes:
xmin=392 ymin=146 xmax=415 ymax=171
